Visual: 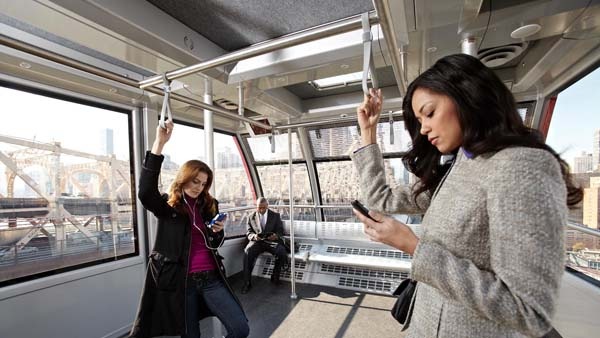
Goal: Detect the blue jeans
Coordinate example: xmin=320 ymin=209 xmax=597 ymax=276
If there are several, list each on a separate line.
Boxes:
xmin=182 ymin=276 xmax=249 ymax=338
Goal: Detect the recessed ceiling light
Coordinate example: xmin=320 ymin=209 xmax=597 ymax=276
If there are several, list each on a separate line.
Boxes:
xmin=510 ymin=24 xmax=542 ymax=39
xmin=426 ymin=47 xmax=437 ymax=53
xmin=312 ymin=71 xmax=366 ymax=88
xmin=19 ymin=62 xmax=31 ymax=69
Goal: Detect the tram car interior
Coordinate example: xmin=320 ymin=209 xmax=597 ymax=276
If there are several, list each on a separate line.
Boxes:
xmin=1 ymin=1 xmax=600 ymax=337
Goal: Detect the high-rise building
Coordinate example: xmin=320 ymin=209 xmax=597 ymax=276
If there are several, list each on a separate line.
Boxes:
xmin=103 ymin=128 xmax=114 ymax=155
xmin=593 ymin=129 xmax=600 ymax=170
xmin=582 ymin=177 xmax=600 ymax=229
xmin=217 ymin=147 xmax=241 ymax=169
xmin=574 ymin=151 xmax=594 ymax=173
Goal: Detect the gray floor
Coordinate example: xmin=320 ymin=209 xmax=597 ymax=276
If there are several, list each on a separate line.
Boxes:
xmin=147 ymin=270 xmax=600 ymax=338
xmin=231 ymin=273 xmax=406 ymax=338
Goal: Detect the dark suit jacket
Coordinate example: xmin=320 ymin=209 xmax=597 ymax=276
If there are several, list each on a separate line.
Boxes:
xmin=246 ymin=209 xmax=284 ymax=241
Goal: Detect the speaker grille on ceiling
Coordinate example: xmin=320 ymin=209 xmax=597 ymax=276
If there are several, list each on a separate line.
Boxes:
xmin=478 ymin=42 xmax=528 ymax=68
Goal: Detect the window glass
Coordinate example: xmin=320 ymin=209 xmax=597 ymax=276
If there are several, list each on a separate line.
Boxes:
xmin=0 ymin=85 xmax=136 ymax=285
xmin=246 ymin=133 xmax=303 ymax=162
xmin=256 ymin=163 xmax=312 ymax=206
xmin=160 ymin=124 xmax=255 ymax=237
xmin=546 ymin=67 xmax=600 ymax=282
xmin=316 ymin=159 xmax=414 ymax=221
xmin=308 ymin=120 xmax=410 ymax=158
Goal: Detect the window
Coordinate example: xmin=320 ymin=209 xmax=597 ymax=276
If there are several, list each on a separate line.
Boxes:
xmin=308 ymin=120 xmax=410 ymax=159
xmin=546 ymin=67 xmax=600 ymax=282
xmin=0 ymin=84 xmax=136 ymax=285
xmin=316 ymin=159 xmax=412 ymax=221
xmin=256 ymin=163 xmax=314 ymax=221
xmin=246 ymin=132 xmax=303 ymax=162
xmin=256 ymin=163 xmax=312 ymax=204
xmin=159 ymin=123 xmax=255 ymax=237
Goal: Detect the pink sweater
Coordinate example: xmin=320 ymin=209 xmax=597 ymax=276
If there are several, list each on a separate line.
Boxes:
xmin=184 ymin=195 xmax=217 ymax=273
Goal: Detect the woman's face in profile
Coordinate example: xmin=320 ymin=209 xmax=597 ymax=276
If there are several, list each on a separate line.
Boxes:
xmin=412 ymin=88 xmax=463 ymax=154
xmin=182 ymin=171 xmax=208 ymax=199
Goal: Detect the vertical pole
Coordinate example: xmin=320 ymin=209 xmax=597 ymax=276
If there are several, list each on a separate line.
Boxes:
xmin=288 ymin=126 xmax=297 ymax=299
xmin=204 ymin=78 xmax=215 ymax=196
xmin=238 ymin=84 xmax=244 ymax=129
xmin=204 ymin=78 xmax=220 ymax=337
xmin=461 ymin=36 xmax=478 ymax=56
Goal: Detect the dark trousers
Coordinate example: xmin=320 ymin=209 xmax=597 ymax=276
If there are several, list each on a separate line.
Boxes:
xmin=243 ymin=240 xmax=287 ymax=284
xmin=182 ymin=275 xmax=249 ymax=338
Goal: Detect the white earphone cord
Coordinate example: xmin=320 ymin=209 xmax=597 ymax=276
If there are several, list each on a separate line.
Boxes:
xmin=182 ymin=192 xmax=225 ymax=251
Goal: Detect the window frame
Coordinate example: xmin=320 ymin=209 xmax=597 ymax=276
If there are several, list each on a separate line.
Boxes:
xmin=0 ymin=80 xmax=139 ymax=287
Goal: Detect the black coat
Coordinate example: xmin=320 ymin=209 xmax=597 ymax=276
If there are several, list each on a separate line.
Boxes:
xmin=129 ymin=151 xmax=243 ymax=338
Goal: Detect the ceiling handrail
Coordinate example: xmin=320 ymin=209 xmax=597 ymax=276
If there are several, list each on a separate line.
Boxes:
xmin=138 ymin=12 xmax=380 ymax=90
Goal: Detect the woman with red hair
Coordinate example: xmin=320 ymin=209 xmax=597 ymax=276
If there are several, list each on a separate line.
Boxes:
xmin=130 ymin=120 xmax=248 ymax=338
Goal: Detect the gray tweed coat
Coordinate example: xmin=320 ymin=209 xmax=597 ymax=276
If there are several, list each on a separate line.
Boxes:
xmin=351 ymin=145 xmax=566 ymax=338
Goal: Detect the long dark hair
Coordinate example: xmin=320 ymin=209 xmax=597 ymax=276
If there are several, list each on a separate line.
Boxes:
xmin=402 ymin=54 xmax=582 ymax=207
xmin=167 ymin=160 xmax=216 ymax=214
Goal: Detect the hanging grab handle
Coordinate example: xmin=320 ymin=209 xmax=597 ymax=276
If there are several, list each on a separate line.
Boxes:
xmin=159 ymin=74 xmax=173 ymax=129
xmin=361 ymin=12 xmax=379 ymax=96
xmin=389 ymin=110 xmax=395 ymax=145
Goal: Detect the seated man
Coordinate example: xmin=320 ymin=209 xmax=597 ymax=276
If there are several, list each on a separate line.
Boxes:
xmin=241 ymin=197 xmax=287 ymax=294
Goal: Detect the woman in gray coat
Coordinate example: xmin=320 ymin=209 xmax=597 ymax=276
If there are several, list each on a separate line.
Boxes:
xmin=352 ymin=54 xmax=582 ymax=337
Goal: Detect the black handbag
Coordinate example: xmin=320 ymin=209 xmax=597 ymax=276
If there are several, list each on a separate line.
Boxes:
xmin=390 ymin=278 xmax=417 ymax=331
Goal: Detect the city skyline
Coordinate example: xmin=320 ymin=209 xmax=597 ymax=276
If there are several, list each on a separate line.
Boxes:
xmin=546 ymin=67 xmax=600 ymax=168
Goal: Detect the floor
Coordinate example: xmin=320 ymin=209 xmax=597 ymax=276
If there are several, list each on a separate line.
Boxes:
xmin=230 ymin=273 xmax=406 ymax=338
xmin=146 ymin=269 xmax=600 ymax=338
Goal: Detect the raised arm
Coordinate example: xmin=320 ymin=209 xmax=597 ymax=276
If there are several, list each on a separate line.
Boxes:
xmin=352 ymin=90 xmax=430 ymax=214
xmin=138 ymin=121 xmax=174 ymax=217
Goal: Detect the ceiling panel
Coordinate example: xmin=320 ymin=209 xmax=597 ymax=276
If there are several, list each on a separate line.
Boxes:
xmin=146 ymin=0 xmax=374 ymax=51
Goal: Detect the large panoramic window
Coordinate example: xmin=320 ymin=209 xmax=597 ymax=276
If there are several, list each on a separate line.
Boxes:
xmin=316 ymin=159 xmax=413 ymax=222
xmin=308 ymin=121 xmax=414 ymax=221
xmin=546 ymin=67 xmax=600 ymax=282
xmin=308 ymin=120 xmax=410 ymax=159
xmin=255 ymin=163 xmax=314 ymax=221
xmin=246 ymin=132 xmax=303 ymax=162
xmin=0 ymin=84 xmax=136 ymax=286
xmin=159 ymin=123 xmax=255 ymax=237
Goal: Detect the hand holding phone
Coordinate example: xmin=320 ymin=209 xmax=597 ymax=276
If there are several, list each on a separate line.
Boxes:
xmin=208 ymin=212 xmax=227 ymax=229
xmin=351 ymin=200 xmax=377 ymax=222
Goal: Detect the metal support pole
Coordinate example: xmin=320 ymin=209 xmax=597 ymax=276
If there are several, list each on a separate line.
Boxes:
xmin=461 ymin=36 xmax=478 ymax=56
xmin=288 ymin=126 xmax=298 ymax=299
xmin=204 ymin=78 xmax=215 ymax=196
xmin=238 ymin=84 xmax=245 ymax=129
xmin=274 ymin=111 xmax=403 ymax=130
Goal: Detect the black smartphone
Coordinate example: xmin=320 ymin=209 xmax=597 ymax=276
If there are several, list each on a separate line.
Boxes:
xmin=351 ymin=200 xmax=376 ymax=221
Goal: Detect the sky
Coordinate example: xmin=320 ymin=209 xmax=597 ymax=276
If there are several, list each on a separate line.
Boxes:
xmin=0 ymin=87 xmax=130 ymax=161
xmin=546 ymin=67 xmax=600 ymax=167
